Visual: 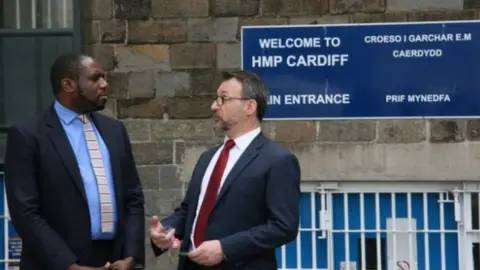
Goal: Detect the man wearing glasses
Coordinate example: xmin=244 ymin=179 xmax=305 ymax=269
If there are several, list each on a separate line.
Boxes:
xmin=149 ymin=70 xmax=301 ymax=270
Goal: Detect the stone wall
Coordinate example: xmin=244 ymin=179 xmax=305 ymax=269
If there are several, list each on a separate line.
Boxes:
xmin=82 ymin=0 xmax=480 ymax=268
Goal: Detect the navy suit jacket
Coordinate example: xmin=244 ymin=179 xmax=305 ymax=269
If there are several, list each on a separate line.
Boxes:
xmin=152 ymin=132 xmax=301 ymax=270
xmin=4 ymin=105 xmax=145 ymax=269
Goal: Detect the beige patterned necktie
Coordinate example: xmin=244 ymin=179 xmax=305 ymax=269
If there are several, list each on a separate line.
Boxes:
xmin=78 ymin=114 xmax=114 ymax=233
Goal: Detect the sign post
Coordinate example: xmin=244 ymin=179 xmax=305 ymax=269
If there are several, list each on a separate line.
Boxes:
xmin=241 ymin=20 xmax=480 ymax=120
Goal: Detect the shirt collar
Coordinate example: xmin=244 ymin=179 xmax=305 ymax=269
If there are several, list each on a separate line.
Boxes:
xmin=225 ymin=127 xmax=261 ymax=150
xmin=53 ymin=100 xmax=80 ymax=125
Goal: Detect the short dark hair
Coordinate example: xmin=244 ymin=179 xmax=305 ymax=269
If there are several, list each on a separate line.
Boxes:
xmin=222 ymin=70 xmax=269 ymax=121
xmin=49 ymin=53 xmax=88 ymax=96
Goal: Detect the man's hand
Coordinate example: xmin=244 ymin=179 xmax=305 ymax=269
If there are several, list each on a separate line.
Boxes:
xmin=105 ymin=257 xmax=134 ymax=270
xmin=150 ymin=216 xmax=179 ymax=250
xmin=188 ymin=240 xmax=224 ymax=266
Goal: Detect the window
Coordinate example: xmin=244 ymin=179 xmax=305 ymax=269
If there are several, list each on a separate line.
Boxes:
xmin=1 ymin=0 xmax=73 ymax=29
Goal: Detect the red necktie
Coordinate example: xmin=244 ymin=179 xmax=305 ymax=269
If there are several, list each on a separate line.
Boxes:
xmin=193 ymin=139 xmax=236 ymax=247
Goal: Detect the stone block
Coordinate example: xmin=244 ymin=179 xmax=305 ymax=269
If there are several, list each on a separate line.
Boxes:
xmin=144 ymin=189 xmax=184 ymax=216
xmin=174 ymin=141 xmax=186 ymax=165
xmin=83 ymin=22 xmax=99 ymax=44
xmin=275 ymin=121 xmax=317 ymax=143
xmin=122 ymin=119 xmax=151 ymax=142
xmin=152 ymin=0 xmax=209 ymax=18
xmin=98 ymin=20 xmax=126 ymax=43
xmin=151 ymin=119 xmax=214 ymax=141
xmin=190 ymin=70 xmax=223 ymax=95
xmin=217 ymin=43 xmax=241 ymax=69
xmin=114 ymin=0 xmax=151 ymax=20
xmin=429 ymin=120 xmax=465 ymax=143
xmin=131 ymin=142 xmax=173 ymax=165
xmin=115 ymin=45 xmax=171 ymax=72
xmin=187 ymin=17 xmax=238 ymax=42
xmin=85 ymin=44 xmax=115 ymax=71
xmin=467 ymin=120 xmax=480 ymax=141
xmin=165 ymin=96 xmax=214 ymax=119
xmin=117 ymin=98 xmax=165 ymax=119
xmin=349 ymin=12 xmax=408 ymax=23
xmin=407 ymin=10 xmax=478 ymax=21
xmin=387 ymin=0 xmax=462 ymax=12
xmin=262 ymin=0 xmax=329 ymax=16
xmin=330 ymin=0 xmax=384 ymax=14
xmin=318 ymin=121 xmax=376 ymax=142
xmin=170 ymin=43 xmax=216 ymax=70
xmin=159 ymin=165 xmax=181 ymax=190
xmin=107 ymin=71 xmax=155 ymax=99
xmin=378 ymin=120 xmax=426 ymax=143
xmin=84 ymin=0 xmax=113 ymax=20
xmin=137 ymin=165 xmax=160 ymax=190
xmin=155 ymin=72 xmax=191 ymax=97
xmin=289 ymin=15 xmax=349 ymax=25
xmin=212 ymin=0 xmax=259 ymax=16
xmin=128 ymin=20 xmax=187 ymax=44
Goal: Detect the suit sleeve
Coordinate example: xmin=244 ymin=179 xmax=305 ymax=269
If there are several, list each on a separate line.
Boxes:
xmin=219 ymin=152 xmax=301 ymax=262
xmin=150 ymin=152 xmax=205 ymax=256
xmin=4 ymin=126 xmax=78 ymax=270
xmin=120 ymin=123 xmax=146 ymax=268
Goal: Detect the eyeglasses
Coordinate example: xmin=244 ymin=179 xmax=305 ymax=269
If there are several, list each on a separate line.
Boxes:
xmin=214 ymin=96 xmax=251 ymax=106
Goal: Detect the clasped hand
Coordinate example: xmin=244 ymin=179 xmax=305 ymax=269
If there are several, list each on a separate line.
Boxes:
xmin=150 ymin=216 xmax=180 ymax=250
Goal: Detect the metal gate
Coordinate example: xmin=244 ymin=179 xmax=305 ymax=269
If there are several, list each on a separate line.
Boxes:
xmin=276 ymin=182 xmax=480 ymax=270
xmin=0 ymin=0 xmax=82 ymax=269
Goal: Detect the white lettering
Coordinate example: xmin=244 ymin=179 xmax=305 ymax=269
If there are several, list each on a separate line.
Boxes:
xmin=284 ymin=94 xmax=350 ymax=105
xmin=386 ymin=95 xmax=405 ymax=102
xmin=286 ymin=54 xmax=349 ymax=67
xmin=407 ymin=94 xmax=451 ymax=103
xmin=251 ymin=55 xmax=283 ymax=67
xmin=407 ymin=34 xmax=453 ymax=43
xmin=268 ymin=95 xmax=282 ymax=105
xmin=364 ymin=35 xmax=402 ymax=44
xmin=393 ymin=49 xmax=442 ymax=58
xmin=258 ymin=37 xmax=322 ymax=49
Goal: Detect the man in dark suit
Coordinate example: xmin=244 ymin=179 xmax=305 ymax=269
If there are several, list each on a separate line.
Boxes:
xmin=4 ymin=53 xmax=145 ymax=270
xmin=149 ymin=70 xmax=301 ymax=269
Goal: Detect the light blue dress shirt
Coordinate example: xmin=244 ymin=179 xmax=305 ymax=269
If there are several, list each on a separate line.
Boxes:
xmin=54 ymin=101 xmax=117 ymax=239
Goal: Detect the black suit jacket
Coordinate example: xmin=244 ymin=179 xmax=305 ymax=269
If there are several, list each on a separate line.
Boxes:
xmin=4 ymin=104 xmax=145 ymax=270
xmin=152 ymin=132 xmax=301 ymax=270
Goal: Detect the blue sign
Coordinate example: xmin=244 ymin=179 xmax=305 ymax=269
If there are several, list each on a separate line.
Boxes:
xmin=241 ymin=20 xmax=480 ymax=120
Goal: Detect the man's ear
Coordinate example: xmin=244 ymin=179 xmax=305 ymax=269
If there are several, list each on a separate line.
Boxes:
xmin=61 ymin=78 xmax=76 ymax=93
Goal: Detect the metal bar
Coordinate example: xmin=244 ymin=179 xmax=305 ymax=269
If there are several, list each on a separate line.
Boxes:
xmin=407 ymin=193 xmax=414 ymax=270
xmin=375 ymin=192 xmax=382 ymax=270
xmin=392 ymin=193 xmax=397 ymax=270
xmin=424 ymin=192 xmax=430 ymax=270
xmin=0 ymin=29 xmax=73 ymax=37
xmin=46 ymin=0 xmax=52 ymax=28
xmin=62 ymin=0 xmax=68 ymax=27
xmin=15 ymin=0 xmax=20 ymax=29
xmin=360 ymin=193 xmax=366 ymax=270
xmin=31 ymin=0 xmax=37 ymax=28
xmin=343 ymin=193 xmax=350 ymax=269
xmin=440 ymin=193 xmax=446 ymax=270
xmin=310 ymin=192 xmax=317 ymax=269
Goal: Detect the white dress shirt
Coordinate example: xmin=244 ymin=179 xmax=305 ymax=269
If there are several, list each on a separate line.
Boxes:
xmin=190 ymin=127 xmax=261 ymax=249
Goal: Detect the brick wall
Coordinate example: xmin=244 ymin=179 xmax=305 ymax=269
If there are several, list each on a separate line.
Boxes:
xmin=83 ymin=0 xmax=480 ymax=268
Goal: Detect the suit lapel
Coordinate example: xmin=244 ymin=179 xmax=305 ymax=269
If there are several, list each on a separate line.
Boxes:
xmin=90 ymin=113 xmax=122 ymax=205
xmin=213 ymin=133 xmax=265 ymax=209
xmin=45 ymin=105 xmax=87 ymax=202
xmin=188 ymin=148 xmax=218 ymax=213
